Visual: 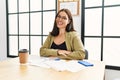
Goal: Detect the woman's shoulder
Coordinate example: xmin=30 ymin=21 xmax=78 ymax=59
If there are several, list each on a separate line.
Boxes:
xmin=48 ymin=32 xmax=54 ymax=37
xmin=47 ymin=33 xmax=54 ymax=39
xmin=67 ymin=31 xmax=80 ymax=37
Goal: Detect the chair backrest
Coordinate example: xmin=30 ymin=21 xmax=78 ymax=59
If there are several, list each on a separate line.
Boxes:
xmin=85 ymin=49 xmax=88 ymax=59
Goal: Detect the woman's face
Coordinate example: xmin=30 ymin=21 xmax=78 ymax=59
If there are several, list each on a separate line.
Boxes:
xmin=56 ymin=11 xmax=70 ymax=29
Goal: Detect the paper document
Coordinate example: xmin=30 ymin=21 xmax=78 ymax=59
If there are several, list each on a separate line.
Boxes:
xmin=28 ymin=55 xmax=50 ymax=68
xmin=29 ymin=56 xmax=89 ymax=72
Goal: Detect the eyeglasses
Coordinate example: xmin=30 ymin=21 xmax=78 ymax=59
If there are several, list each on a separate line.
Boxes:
xmin=57 ymin=15 xmax=67 ymax=20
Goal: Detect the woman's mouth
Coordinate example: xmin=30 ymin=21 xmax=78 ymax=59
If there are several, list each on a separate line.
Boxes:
xmin=57 ymin=21 xmax=63 ymax=25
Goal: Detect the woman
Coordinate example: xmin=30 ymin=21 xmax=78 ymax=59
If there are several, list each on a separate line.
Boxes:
xmin=40 ymin=9 xmax=85 ymax=60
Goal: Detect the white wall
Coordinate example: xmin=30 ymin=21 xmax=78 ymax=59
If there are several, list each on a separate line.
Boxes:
xmin=0 ymin=0 xmax=7 ymax=60
xmin=73 ymin=1 xmax=82 ymax=35
xmin=73 ymin=15 xmax=81 ymax=35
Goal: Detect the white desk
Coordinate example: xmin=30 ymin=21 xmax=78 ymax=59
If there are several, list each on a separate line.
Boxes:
xmin=0 ymin=55 xmax=105 ymax=80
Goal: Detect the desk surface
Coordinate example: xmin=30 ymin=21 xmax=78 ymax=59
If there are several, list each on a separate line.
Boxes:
xmin=0 ymin=56 xmax=105 ymax=80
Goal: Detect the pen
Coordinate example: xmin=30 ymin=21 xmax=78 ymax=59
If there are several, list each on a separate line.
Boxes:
xmin=54 ymin=58 xmax=60 ymax=61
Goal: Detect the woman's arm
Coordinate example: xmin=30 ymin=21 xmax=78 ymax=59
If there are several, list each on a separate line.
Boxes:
xmin=40 ymin=34 xmax=58 ymax=57
xmin=58 ymin=32 xmax=85 ymax=60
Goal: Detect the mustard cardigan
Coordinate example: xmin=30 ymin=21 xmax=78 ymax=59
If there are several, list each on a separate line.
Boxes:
xmin=40 ymin=31 xmax=85 ymax=60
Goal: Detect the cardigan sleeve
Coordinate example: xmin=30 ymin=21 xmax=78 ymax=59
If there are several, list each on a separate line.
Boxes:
xmin=40 ymin=34 xmax=58 ymax=57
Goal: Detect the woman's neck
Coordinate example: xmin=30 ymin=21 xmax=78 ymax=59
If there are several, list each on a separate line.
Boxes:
xmin=59 ymin=28 xmax=66 ymax=35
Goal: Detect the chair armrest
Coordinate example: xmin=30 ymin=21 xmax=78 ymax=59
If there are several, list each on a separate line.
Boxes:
xmin=85 ymin=49 xmax=88 ymax=59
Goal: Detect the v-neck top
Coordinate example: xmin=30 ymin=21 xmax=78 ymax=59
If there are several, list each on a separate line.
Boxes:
xmin=51 ymin=41 xmax=67 ymax=50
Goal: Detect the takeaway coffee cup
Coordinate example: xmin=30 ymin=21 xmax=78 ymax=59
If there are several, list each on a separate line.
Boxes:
xmin=19 ymin=49 xmax=29 ymax=64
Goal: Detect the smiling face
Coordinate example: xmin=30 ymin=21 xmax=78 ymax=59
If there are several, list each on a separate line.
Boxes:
xmin=50 ymin=9 xmax=75 ymax=36
xmin=56 ymin=11 xmax=70 ymax=29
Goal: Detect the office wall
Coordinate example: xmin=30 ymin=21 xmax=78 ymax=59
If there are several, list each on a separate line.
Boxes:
xmin=73 ymin=15 xmax=81 ymax=35
xmin=72 ymin=1 xmax=82 ymax=35
xmin=0 ymin=0 xmax=7 ymax=60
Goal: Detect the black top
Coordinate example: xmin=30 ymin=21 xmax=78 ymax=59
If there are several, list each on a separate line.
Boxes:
xmin=51 ymin=41 xmax=67 ymax=50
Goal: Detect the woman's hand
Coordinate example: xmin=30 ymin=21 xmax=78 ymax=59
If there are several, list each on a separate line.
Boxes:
xmin=57 ymin=50 xmax=71 ymax=56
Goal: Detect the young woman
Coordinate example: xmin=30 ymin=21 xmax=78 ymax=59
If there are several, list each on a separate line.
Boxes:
xmin=40 ymin=9 xmax=85 ymax=60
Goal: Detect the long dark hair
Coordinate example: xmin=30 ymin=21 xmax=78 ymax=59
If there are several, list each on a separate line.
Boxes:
xmin=50 ymin=8 xmax=75 ymax=36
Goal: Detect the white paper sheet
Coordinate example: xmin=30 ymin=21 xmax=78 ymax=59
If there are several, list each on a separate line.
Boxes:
xmin=28 ymin=56 xmax=87 ymax=72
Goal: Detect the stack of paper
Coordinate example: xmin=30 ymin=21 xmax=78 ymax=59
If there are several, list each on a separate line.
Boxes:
xmin=28 ymin=56 xmax=87 ymax=72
